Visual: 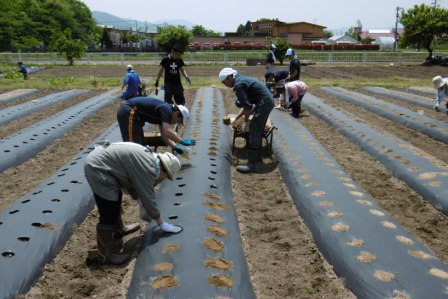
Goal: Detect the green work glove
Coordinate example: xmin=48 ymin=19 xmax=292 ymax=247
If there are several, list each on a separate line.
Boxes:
xmin=180 ymin=139 xmax=196 ymax=146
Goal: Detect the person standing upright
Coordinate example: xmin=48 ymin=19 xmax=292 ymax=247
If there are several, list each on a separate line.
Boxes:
xmin=265 ymin=44 xmax=277 ymax=73
xmin=120 ymin=65 xmax=141 ymax=100
xmin=155 ymin=46 xmax=191 ymax=105
xmin=219 ymin=67 xmax=275 ymax=173
xmin=284 ymin=48 xmax=301 ymax=82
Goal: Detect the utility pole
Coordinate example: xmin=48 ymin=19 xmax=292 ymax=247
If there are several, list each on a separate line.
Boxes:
xmin=394 ymin=6 xmax=402 ymax=51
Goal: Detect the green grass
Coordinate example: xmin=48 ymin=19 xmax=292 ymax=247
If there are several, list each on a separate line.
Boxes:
xmin=0 ymin=65 xmax=430 ymax=91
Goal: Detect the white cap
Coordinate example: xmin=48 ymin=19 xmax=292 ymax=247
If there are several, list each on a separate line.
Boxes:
xmin=432 ymin=75 xmax=447 ymax=89
xmin=218 ymin=67 xmax=238 ymax=82
xmin=285 ymin=48 xmax=294 ymax=57
xmin=270 ymin=44 xmax=276 ymax=49
xmin=177 ymin=105 xmax=189 ymax=126
xmin=158 ymin=152 xmax=181 ymax=180
xmin=126 ymin=64 xmax=133 ymax=71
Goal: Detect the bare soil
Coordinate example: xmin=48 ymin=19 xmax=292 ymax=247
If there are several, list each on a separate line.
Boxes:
xmin=1 ymin=64 xmax=447 ymax=299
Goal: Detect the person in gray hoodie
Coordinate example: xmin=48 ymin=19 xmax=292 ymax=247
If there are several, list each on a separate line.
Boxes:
xmin=84 ymin=141 xmax=182 ymax=265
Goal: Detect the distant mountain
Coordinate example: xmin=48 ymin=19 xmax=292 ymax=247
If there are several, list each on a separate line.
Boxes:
xmin=91 ymin=11 xmax=195 ymax=32
xmin=154 ymin=19 xmax=195 ymax=29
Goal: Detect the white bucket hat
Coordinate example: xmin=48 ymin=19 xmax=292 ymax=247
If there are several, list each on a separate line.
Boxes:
xmin=176 ymin=105 xmax=189 ymax=126
xmin=432 ymin=75 xmax=447 ymax=89
xmin=219 ymin=68 xmax=238 ymax=82
xmin=158 ymin=152 xmax=181 ymax=180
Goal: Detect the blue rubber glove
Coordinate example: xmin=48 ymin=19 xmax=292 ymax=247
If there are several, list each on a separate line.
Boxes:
xmin=180 ymin=138 xmax=196 ymax=146
xmin=174 ymin=144 xmax=185 ymax=155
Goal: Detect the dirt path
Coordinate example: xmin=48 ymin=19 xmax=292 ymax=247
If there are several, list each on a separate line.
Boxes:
xmin=0 ymin=65 xmax=445 ymax=298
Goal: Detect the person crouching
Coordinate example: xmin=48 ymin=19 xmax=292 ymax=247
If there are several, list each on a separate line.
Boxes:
xmin=84 ymin=141 xmax=183 ymax=265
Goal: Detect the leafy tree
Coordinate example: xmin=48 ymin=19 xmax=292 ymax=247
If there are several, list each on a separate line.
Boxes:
xmin=399 ymin=4 xmax=448 ymax=59
xmin=191 ymin=25 xmax=221 ymax=36
xmin=191 ymin=25 xmax=208 ymax=36
xmin=0 ymin=0 xmax=97 ymax=52
xmin=266 ymin=37 xmax=290 ymax=65
xmin=156 ymin=25 xmax=193 ymax=53
xmin=323 ymin=30 xmax=333 ymax=38
xmin=100 ymin=27 xmax=113 ymax=49
xmin=50 ymin=28 xmax=87 ymax=65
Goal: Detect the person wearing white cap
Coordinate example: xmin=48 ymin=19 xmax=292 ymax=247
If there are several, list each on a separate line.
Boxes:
xmin=117 ymin=96 xmax=195 ymax=156
xmin=266 ymin=44 xmax=277 ymax=72
xmin=84 ymin=141 xmax=183 ymax=265
xmin=219 ymin=67 xmax=275 ymax=173
xmin=432 ymin=75 xmax=448 ymax=114
xmin=284 ymin=48 xmax=301 ymax=82
xmin=119 ymin=64 xmax=142 ymax=100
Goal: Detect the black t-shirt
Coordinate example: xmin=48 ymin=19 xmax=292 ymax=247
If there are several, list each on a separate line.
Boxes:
xmin=160 ymin=55 xmax=185 ymax=85
xmin=126 ymin=97 xmax=173 ymax=124
xmin=289 ymin=58 xmax=301 ymax=81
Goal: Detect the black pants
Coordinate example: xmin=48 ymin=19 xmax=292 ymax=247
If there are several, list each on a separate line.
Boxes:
xmin=291 ymin=95 xmax=304 ymax=117
xmin=94 ymin=193 xmax=122 ymax=226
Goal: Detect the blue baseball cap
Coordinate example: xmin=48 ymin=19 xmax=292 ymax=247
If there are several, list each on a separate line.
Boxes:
xmin=285 ymin=48 xmax=294 ymax=57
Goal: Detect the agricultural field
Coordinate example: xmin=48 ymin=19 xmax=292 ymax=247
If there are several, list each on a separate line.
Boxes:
xmin=0 ymin=64 xmax=447 ymax=298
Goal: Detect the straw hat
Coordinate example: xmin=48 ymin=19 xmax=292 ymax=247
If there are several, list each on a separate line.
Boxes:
xmin=432 ymin=75 xmax=447 ymax=89
xmin=158 ymin=152 xmax=181 ymax=180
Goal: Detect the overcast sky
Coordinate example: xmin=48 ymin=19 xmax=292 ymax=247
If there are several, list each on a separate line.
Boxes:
xmin=80 ymin=0 xmax=444 ymax=33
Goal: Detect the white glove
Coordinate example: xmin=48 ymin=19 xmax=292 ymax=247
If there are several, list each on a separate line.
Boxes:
xmin=241 ymin=122 xmax=247 ymax=131
xmin=160 ymin=222 xmax=182 ymax=233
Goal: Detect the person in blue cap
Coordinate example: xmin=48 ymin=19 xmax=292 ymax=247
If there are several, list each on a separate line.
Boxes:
xmin=284 ymin=48 xmax=301 ymax=82
xmin=120 ymin=65 xmax=141 ymax=100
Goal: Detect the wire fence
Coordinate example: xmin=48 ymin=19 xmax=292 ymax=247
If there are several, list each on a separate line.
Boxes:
xmin=0 ymin=50 xmax=446 ymax=65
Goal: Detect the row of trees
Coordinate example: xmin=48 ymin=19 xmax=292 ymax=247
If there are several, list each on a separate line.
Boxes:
xmin=1 ymin=1 xmax=447 ymax=64
xmin=0 ymin=0 xmax=98 ymax=64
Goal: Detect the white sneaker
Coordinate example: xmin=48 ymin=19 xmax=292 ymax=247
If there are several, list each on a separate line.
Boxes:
xmin=274 ymin=104 xmax=282 ymax=109
xmin=434 ymin=104 xmax=440 ymax=112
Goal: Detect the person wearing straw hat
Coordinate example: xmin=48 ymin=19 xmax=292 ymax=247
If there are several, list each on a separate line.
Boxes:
xmin=119 ymin=64 xmax=141 ymax=100
xmin=432 ymin=75 xmax=448 ymax=114
xmin=219 ymin=67 xmax=275 ymax=173
xmin=116 ymin=96 xmax=195 ymax=156
xmin=84 ymin=141 xmax=183 ymax=265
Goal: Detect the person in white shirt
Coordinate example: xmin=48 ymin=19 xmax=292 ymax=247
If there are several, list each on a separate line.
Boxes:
xmin=432 ymin=75 xmax=448 ymax=114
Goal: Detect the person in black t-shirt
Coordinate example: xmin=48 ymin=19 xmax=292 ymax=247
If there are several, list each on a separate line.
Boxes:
xmin=284 ymin=48 xmax=301 ymax=82
xmin=116 ymin=97 xmax=196 ymax=155
xmin=155 ymin=46 xmax=191 ymax=105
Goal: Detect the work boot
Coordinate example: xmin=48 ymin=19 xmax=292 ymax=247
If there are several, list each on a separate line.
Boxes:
xmin=96 ymin=224 xmax=130 ymax=265
xmin=236 ymin=165 xmax=256 ymax=173
xmin=114 ymin=219 xmax=140 ymax=239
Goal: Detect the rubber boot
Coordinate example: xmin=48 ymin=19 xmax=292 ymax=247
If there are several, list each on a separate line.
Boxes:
xmin=236 ymin=149 xmax=258 ymax=173
xmin=97 ymin=224 xmax=130 ymax=265
xmin=114 ymin=218 xmax=140 ymax=239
